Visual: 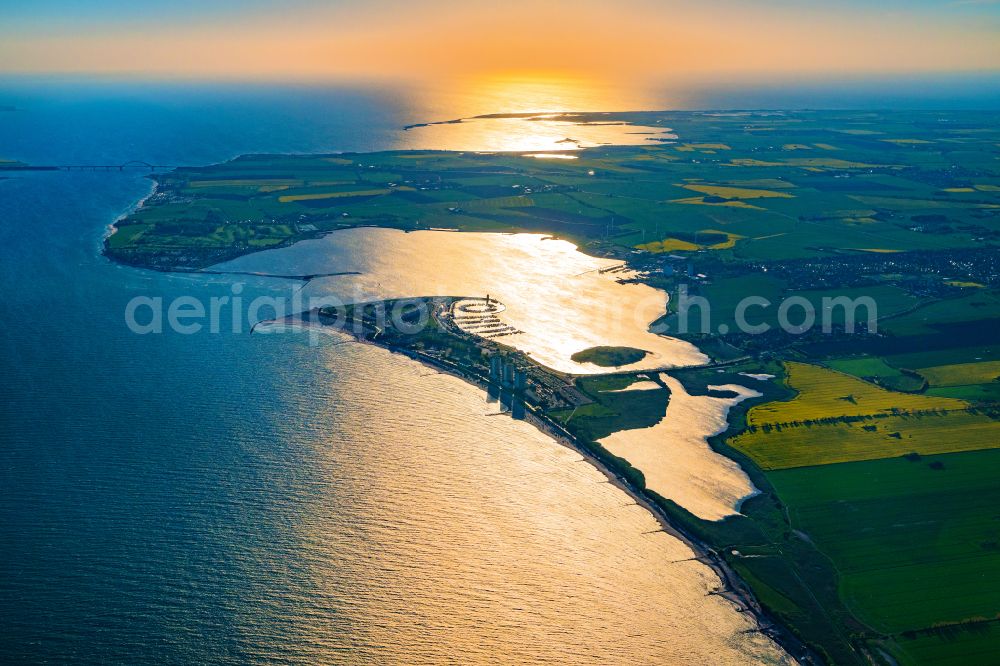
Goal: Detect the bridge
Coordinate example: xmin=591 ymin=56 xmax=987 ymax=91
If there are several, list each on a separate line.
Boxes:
xmin=0 ymin=160 xmax=178 ymax=172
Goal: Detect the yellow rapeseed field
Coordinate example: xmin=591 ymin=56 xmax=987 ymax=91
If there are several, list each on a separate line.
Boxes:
xmin=678 ymin=184 xmax=795 ymax=200
xmin=635 ymin=238 xmax=700 ymax=252
xmin=670 ymin=196 xmax=764 ymax=210
xmin=733 ymin=411 xmax=1000 ymax=469
xmin=919 ymin=361 xmax=1000 ymax=387
xmin=637 ymin=230 xmax=743 ymax=253
xmin=730 ymin=362 xmax=995 ymax=469
xmin=747 ymin=362 xmax=967 ymax=427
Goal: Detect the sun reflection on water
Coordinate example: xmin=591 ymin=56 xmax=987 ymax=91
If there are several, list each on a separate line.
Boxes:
xmin=449 ymin=74 xmax=647 ymax=114
xmin=398 ymin=74 xmax=676 ymax=153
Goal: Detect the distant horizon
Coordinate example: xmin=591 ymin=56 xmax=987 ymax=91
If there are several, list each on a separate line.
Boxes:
xmin=3 ymin=71 xmax=999 ymax=114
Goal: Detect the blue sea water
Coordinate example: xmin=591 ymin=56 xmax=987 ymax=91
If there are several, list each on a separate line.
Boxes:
xmin=0 ymin=82 xmax=404 ymax=663
xmin=1 ymin=76 xmax=996 ymax=664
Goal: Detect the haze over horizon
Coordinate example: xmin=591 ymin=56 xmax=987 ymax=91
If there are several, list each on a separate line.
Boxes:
xmin=1 ymin=0 xmax=998 ymax=86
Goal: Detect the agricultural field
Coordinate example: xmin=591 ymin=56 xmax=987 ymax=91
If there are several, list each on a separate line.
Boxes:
xmin=730 ymin=362 xmax=995 ymax=469
xmin=809 ymin=293 xmax=1000 ymax=404
xmin=768 ymin=448 xmax=1000 ymax=664
xmin=919 ymin=360 xmax=1000 ymax=387
xmin=635 ymin=229 xmax=741 ymax=252
xmin=718 ymin=354 xmax=1000 ymax=663
xmin=888 ymin=623 xmax=1000 ymax=666
xmin=880 ymin=292 xmax=1000 ymax=337
xmin=106 ymin=109 xmax=1000 ymax=271
xmin=824 ymin=357 xmax=926 ymax=392
xmin=744 ymin=362 xmax=965 ymax=426
xmin=910 ymin=359 xmax=1000 ymax=401
xmin=735 ymin=409 xmax=999 ymax=469
xmin=924 ymin=383 xmax=1000 ymax=401
xmin=666 ymin=278 xmax=919 ymax=336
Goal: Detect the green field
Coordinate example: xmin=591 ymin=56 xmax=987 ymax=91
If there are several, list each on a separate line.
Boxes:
xmin=550 ymin=373 xmax=668 ymax=443
xmin=889 ymin=622 xmax=1000 ymax=666
xmin=881 ymin=292 xmax=1000 ymax=337
xmin=825 ymin=357 xmax=926 ymax=392
xmin=669 ymin=279 xmax=919 ymax=336
xmin=925 ymin=383 xmax=1000 ymax=401
xmin=105 ymin=109 xmax=1000 ymax=271
xmin=769 ymin=449 xmax=1000 ymax=663
xmin=825 ymin=357 xmax=900 ymax=377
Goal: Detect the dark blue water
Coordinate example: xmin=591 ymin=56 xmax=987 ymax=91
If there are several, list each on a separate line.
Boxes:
xmin=0 ymin=83 xmax=409 ymax=664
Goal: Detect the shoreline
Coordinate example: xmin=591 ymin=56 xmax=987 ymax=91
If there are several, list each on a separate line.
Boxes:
xmin=103 ymin=153 xmax=820 ymax=661
xmin=99 ymin=152 xmax=639 ymax=273
xmin=376 ymin=336 xmax=813 ymax=663
xmin=276 ymin=311 xmax=816 ymax=664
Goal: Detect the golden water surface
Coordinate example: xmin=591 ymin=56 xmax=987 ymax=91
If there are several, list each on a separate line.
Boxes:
xmin=210 ymin=78 xmax=790 ymax=663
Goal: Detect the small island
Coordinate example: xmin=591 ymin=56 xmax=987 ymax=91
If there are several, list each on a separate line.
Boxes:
xmin=570 ymin=345 xmax=648 ymax=367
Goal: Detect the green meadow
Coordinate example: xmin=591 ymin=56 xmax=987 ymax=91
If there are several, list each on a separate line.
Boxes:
xmin=769 ymin=449 xmax=1000 ymax=663
xmin=107 ymin=109 xmax=1000 ymax=271
xmin=550 ymin=373 xmax=668 ymax=443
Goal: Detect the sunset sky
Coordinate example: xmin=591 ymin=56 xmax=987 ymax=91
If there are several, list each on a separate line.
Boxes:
xmin=1 ymin=0 xmax=998 ymax=83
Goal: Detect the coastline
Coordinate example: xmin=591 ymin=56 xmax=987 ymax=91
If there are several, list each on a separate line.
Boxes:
xmin=275 ymin=311 xmax=816 ymax=664
xmin=102 ymin=174 xmax=341 ymax=271
xmin=101 ymin=148 xmax=827 ymax=662
xmin=99 ymin=151 xmax=642 ymax=273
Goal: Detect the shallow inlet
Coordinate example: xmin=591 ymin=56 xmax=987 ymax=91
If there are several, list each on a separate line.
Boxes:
xmin=599 ymin=375 xmax=762 ymax=521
